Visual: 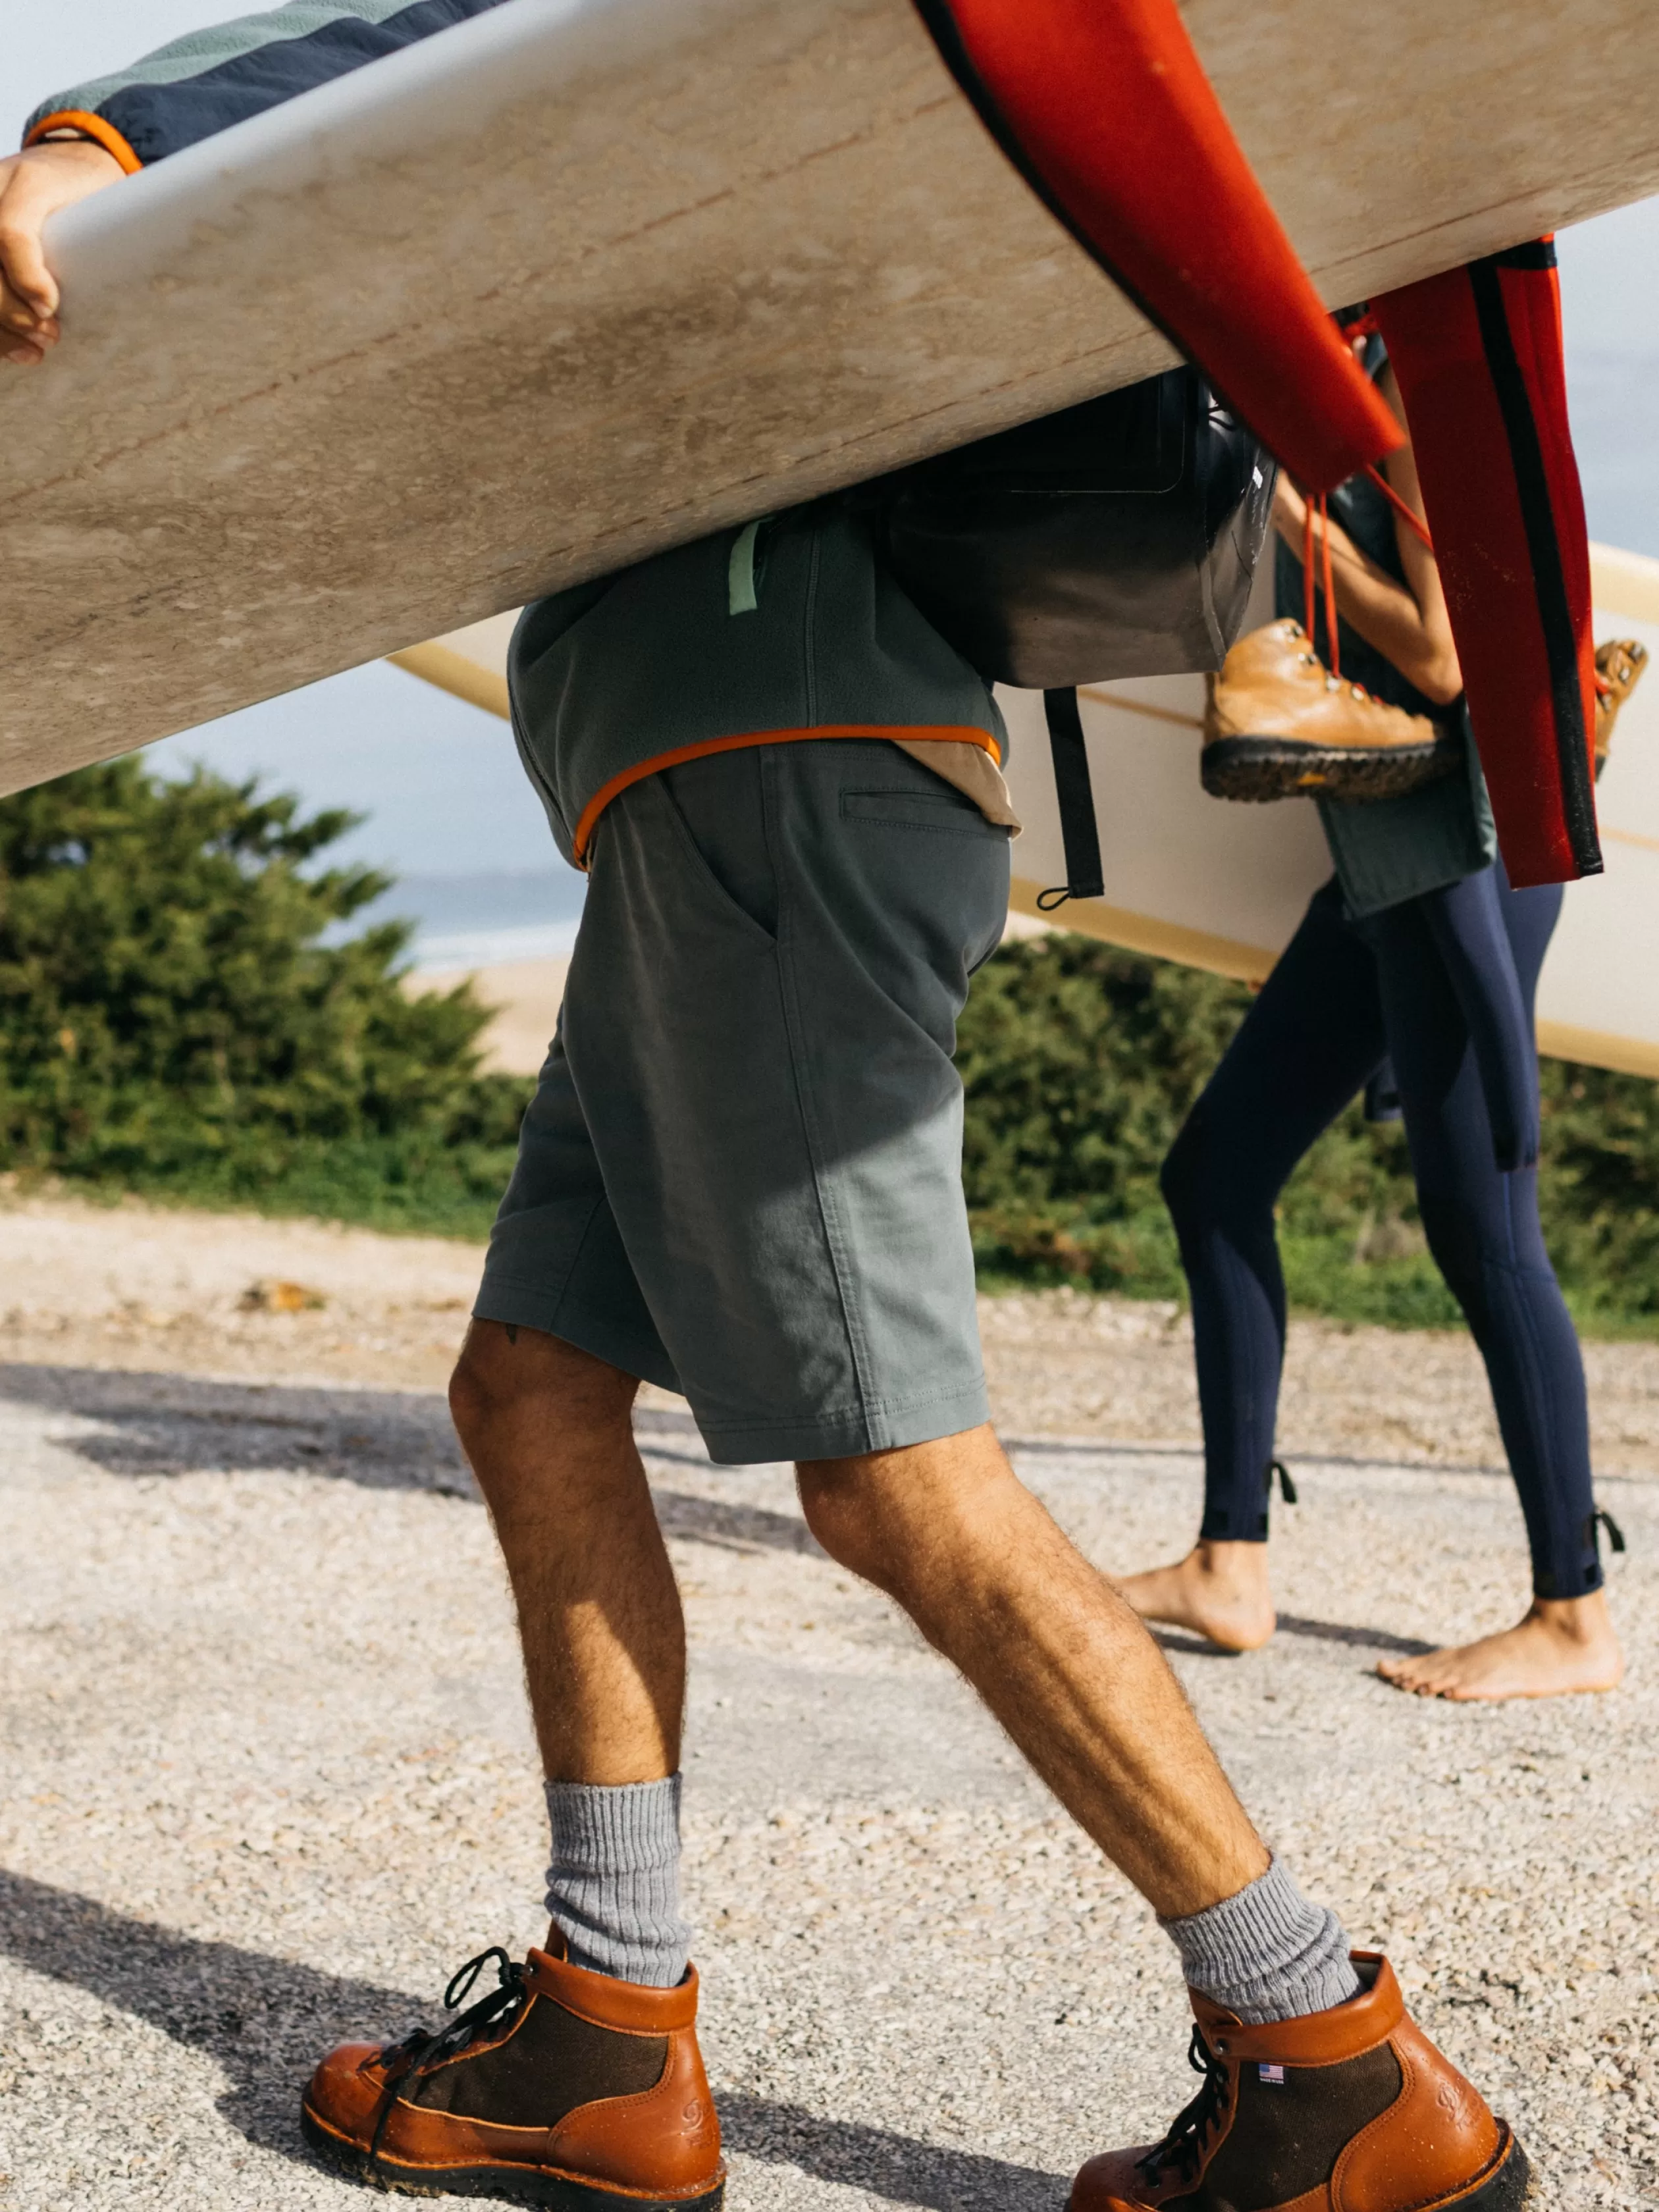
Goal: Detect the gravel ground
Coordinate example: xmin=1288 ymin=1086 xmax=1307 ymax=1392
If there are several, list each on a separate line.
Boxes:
xmin=3 ymin=1192 xmax=1658 ymax=1471
xmin=1 ymin=1199 xmax=1656 ymax=2210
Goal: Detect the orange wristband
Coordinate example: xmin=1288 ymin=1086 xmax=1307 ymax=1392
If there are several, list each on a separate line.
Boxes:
xmin=24 ymin=111 xmax=143 ymax=174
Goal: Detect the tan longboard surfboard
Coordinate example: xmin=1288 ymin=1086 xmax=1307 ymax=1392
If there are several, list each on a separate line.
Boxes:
xmin=999 ymin=547 xmax=1659 ymax=1081
xmin=396 ymin=546 xmax=1659 ymax=1079
xmin=3 ymin=0 xmax=1658 ymax=797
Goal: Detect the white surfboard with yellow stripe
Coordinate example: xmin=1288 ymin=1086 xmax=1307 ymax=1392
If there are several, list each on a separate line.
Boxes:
xmin=396 ymin=543 xmax=1659 ymax=1079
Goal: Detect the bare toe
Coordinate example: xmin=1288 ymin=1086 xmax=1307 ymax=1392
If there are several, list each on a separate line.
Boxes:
xmin=1375 ymin=1603 xmax=1623 ymax=1702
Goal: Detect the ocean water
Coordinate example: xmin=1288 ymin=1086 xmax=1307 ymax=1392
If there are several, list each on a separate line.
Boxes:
xmin=354 ymin=870 xmax=587 ymax=974
xmin=143 ymin=660 xmax=591 ymax=972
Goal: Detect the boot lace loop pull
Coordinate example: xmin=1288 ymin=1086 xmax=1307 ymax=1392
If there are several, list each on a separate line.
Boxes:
xmin=1136 ymin=2024 xmax=1230 ymax=2183
xmin=367 ymin=1947 xmax=529 ymax=2174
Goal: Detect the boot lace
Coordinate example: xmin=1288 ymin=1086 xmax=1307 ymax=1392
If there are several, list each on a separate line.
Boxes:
xmin=1294 ymin=311 xmax=1435 ymax=696
xmin=367 ymin=1945 xmax=529 ymax=2172
xmin=1135 ymin=2024 xmax=1231 ymax=2185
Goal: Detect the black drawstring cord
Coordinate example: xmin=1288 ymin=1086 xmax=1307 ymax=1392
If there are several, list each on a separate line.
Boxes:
xmin=1591 ymin=1507 xmax=1626 ymax=1556
xmin=365 ymin=1947 xmax=528 ymax=2176
xmin=1136 ymin=2024 xmax=1230 ymax=2183
xmin=1269 ymin=1459 xmax=1298 ymax=1506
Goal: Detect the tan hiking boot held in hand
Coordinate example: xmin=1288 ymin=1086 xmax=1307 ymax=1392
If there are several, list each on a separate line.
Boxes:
xmin=1070 ymin=1954 xmax=1529 ymax=2212
xmin=300 ymin=1930 xmax=724 ymax=2208
xmin=1202 ymin=619 xmax=1461 ymax=803
xmin=1594 ymin=637 xmax=1647 ymax=779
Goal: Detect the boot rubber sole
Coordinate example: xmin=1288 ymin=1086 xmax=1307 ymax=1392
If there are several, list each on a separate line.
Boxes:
xmin=1201 ymin=734 xmax=1459 ymax=804
xmin=1436 ymin=2126 xmax=1532 ymax=2212
xmin=301 ymin=2099 xmax=726 ymax=2211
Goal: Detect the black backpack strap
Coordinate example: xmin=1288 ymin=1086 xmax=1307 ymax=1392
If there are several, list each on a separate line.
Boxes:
xmin=1037 ymin=686 xmax=1104 ymax=910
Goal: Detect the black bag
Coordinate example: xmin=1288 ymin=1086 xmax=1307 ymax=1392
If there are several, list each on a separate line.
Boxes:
xmin=880 ymin=367 xmax=1275 ymax=690
xmin=878 ymin=366 xmax=1275 ymax=904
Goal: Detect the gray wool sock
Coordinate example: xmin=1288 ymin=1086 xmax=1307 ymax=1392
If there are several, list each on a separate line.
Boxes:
xmin=544 ymin=1775 xmax=691 ymax=1988
xmin=1162 ymin=1856 xmax=1361 ymax=2024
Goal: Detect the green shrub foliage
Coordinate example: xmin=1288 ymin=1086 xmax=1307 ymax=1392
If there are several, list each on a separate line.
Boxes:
xmin=957 ymin=934 xmax=1659 ymax=1328
xmin=5 ymin=762 xmax=1656 ymax=1321
xmin=1534 ymin=1063 xmax=1659 ymax=1317
xmin=0 ymin=757 xmax=522 ymax=1199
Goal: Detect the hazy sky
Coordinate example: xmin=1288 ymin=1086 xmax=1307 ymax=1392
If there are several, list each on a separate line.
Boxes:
xmin=7 ymin=4 xmax=1658 ymax=889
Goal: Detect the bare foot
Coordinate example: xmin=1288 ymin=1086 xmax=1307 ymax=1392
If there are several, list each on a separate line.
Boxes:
xmin=1377 ymin=1591 xmax=1624 ymax=1701
xmin=1115 ymin=1541 xmax=1275 ymax=1653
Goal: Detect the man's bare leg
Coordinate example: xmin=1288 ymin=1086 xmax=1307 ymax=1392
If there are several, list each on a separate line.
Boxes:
xmin=448 ymin=1319 xmax=683 ymax=1783
xmin=1377 ymin=1589 xmax=1623 ymax=1700
xmin=1115 ymin=1540 xmax=1277 ymax=1656
xmin=450 ymin=1334 xmax=1263 ymax=1918
xmin=301 ymin=1323 xmax=712 ymax=2195
xmin=797 ymin=1423 xmax=1267 ymax=1919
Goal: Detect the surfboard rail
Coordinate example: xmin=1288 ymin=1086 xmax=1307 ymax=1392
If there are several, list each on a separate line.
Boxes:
xmin=385 ymin=537 xmax=1659 ymax=1080
xmin=5 ymin=0 xmax=1659 ymax=797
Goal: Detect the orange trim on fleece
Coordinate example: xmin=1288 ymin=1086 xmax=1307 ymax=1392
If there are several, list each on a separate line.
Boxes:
xmin=570 ymin=725 xmax=1000 ymax=868
xmin=26 ymin=111 xmax=144 ymax=174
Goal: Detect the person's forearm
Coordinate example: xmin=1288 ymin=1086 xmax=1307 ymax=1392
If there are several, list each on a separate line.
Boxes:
xmin=1274 ymin=493 xmax=1462 ymax=706
xmin=23 ymin=1 xmax=515 ymax=172
xmin=1319 ymin=515 xmax=1460 ymax=702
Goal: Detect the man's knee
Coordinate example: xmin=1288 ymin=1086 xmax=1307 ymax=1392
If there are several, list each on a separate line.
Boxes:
xmin=449 ymin=1319 xmax=637 ymax=1457
xmin=796 ymin=1427 xmax=1001 ymax=1590
xmin=795 ymin=1458 xmax=894 ymax=1584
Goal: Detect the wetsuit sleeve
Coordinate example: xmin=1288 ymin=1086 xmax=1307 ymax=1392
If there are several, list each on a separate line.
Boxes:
xmin=1373 ymin=243 xmax=1600 ymax=889
xmin=910 ymin=0 xmax=1401 ymax=493
xmin=23 ymin=0 xmax=514 ymax=171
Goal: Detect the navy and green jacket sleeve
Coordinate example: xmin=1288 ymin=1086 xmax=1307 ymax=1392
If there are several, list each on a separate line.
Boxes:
xmin=24 ymin=0 xmax=513 ymax=171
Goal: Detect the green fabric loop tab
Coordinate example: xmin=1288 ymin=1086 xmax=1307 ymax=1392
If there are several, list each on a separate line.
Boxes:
xmin=728 ymin=519 xmax=765 ymax=616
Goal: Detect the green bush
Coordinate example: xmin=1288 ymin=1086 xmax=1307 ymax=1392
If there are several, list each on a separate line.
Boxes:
xmin=0 ymin=756 xmax=523 ymax=1228
xmin=7 ymin=762 xmax=1658 ymax=1321
xmin=1535 ymin=1063 xmax=1659 ymax=1321
xmin=957 ymin=934 xmax=1659 ymax=1332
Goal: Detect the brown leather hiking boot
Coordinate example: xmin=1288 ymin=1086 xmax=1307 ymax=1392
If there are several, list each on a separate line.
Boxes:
xmin=1071 ymin=1955 xmax=1529 ymax=2212
xmin=1594 ymin=637 xmax=1648 ymax=778
xmin=300 ymin=1930 xmax=724 ymax=2207
xmin=1202 ymin=619 xmax=1460 ymax=803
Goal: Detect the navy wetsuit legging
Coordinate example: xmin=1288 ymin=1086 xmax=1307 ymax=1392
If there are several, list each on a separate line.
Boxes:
xmin=1160 ymin=862 xmax=1603 ymax=1599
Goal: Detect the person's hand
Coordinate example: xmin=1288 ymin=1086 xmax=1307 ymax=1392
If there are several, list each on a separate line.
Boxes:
xmin=0 ymin=139 xmax=127 ymax=366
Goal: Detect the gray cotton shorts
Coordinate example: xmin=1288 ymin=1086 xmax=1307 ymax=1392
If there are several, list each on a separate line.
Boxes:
xmin=473 ymin=739 xmax=1011 ymax=1464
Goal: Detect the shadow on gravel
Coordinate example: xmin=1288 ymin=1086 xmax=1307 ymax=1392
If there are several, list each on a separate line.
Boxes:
xmin=654 ymin=1487 xmax=825 ymax=1558
xmin=0 ymin=1363 xmax=476 ymax=1495
xmin=0 ymin=1872 xmax=1060 ymax=2208
xmin=1151 ymin=1616 xmax=1434 ymax=1662
xmin=0 ymin=1367 xmax=824 ymax=1559
xmin=1149 ymin=1629 xmax=1242 ymax=1660
xmin=0 ymin=1868 xmax=419 ymax=2172
xmin=719 ymin=2090 xmax=1065 ymax=2211
xmin=1275 ymin=1614 xmax=1435 ymax=1658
